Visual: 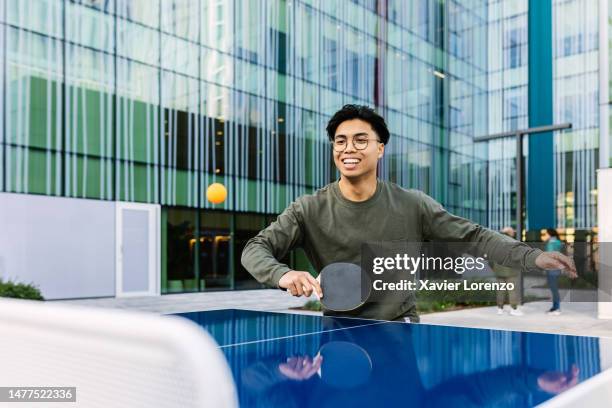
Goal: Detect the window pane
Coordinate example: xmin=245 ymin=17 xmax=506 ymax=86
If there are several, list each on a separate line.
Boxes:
xmin=234 ymin=213 xmax=265 ymax=290
xmin=165 ymin=208 xmax=197 ymax=293
xmin=199 ymin=210 xmax=232 ymax=290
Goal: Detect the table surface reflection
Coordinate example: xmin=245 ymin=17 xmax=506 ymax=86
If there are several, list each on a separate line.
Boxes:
xmin=177 ymin=309 xmax=609 ymax=408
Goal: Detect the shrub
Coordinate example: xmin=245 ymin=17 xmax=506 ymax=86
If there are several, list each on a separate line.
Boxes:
xmin=0 ymin=279 xmax=44 ymax=300
xmin=301 ymin=300 xmax=322 ymax=311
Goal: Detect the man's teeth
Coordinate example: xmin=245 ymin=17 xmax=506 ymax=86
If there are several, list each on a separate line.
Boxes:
xmin=343 ymin=159 xmax=360 ymax=164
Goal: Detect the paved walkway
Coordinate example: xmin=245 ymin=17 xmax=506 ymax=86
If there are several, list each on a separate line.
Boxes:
xmin=420 ymin=302 xmax=612 ymax=338
xmin=56 ymin=289 xmax=319 ymax=314
xmin=56 ymin=289 xmax=612 ymax=338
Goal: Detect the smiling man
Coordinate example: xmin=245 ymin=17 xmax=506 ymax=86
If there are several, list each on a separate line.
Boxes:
xmin=241 ymin=104 xmax=576 ymax=322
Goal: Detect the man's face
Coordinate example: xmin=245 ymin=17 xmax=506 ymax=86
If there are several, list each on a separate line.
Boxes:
xmin=332 ymin=119 xmax=384 ymax=180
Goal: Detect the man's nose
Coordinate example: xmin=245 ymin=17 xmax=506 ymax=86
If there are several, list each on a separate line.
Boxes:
xmin=344 ymin=139 xmax=358 ymax=152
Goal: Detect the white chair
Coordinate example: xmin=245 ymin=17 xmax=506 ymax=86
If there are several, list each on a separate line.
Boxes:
xmin=539 ymin=337 xmax=612 ymax=408
xmin=538 ymin=367 xmax=612 ymax=408
xmin=0 ymin=298 xmax=238 ymax=407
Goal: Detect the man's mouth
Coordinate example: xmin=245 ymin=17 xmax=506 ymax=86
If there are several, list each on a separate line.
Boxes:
xmin=341 ymin=158 xmax=361 ymax=170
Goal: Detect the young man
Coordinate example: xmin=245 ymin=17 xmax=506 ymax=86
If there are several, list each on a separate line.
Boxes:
xmin=241 ymin=104 xmax=577 ymax=322
xmin=492 ymin=227 xmax=523 ymax=316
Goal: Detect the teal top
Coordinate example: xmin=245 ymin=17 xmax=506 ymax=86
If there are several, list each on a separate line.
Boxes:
xmin=545 ymin=237 xmax=563 ymax=253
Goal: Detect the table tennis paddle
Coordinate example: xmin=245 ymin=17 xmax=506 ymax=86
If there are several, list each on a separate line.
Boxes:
xmin=278 ymin=341 xmax=372 ymax=388
xmin=318 ymin=262 xmax=371 ymax=312
xmin=316 ymin=341 xmax=372 ymax=388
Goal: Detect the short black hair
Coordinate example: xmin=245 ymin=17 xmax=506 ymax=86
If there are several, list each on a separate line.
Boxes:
xmin=326 ymin=104 xmax=390 ymax=145
xmin=546 ymin=228 xmax=560 ymax=239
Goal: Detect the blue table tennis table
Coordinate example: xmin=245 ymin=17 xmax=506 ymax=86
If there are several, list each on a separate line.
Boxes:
xmin=177 ymin=309 xmax=610 ymax=408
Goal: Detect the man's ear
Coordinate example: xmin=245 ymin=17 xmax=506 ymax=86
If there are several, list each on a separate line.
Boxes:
xmin=378 ymin=143 xmax=385 ymax=159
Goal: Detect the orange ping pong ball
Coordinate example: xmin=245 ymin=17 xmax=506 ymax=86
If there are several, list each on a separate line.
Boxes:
xmin=206 ymin=183 xmax=227 ymax=204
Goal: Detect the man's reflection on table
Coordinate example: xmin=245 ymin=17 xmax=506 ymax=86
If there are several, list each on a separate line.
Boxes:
xmin=240 ymin=321 xmax=580 ymax=408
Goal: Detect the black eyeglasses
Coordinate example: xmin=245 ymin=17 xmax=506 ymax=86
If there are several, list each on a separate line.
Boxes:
xmin=331 ymin=136 xmax=381 ymax=152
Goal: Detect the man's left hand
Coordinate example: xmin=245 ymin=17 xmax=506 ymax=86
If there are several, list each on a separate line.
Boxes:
xmin=535 ymin=252 xmax=578 ymax=278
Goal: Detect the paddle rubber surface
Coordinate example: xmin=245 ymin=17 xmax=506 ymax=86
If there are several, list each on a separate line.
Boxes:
xmin=319 ymin=262 xmax=371 ymax=311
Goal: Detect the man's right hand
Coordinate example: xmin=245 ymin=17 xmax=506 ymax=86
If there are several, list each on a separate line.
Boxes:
xmin=279 ymin=270 xmax=323 ymax=299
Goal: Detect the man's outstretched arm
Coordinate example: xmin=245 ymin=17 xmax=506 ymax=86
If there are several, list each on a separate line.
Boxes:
xmin=418 ymin=192 xmax=576 ymax=276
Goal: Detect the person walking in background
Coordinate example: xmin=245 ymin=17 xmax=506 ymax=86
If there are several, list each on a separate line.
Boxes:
xmin=542 ymin=228 xmax=574 ymax=315
xmin=492 ymin=227 xmax=523 ymax=316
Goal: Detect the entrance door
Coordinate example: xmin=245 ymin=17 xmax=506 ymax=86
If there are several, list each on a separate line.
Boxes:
xmin=116 ymin=202 xmax=160 ymax=297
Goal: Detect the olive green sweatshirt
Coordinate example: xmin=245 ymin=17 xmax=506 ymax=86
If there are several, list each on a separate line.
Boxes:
xmin=241 ymin=179 xmax=542 ymax=321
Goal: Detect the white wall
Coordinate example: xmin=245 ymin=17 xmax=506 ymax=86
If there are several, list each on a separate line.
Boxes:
xmin=0 ymin=193 xmax=115 ymax=299
xmin=598 ymin=168 xmax=612 ymax=318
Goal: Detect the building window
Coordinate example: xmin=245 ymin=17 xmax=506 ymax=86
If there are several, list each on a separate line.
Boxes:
xmin=505 ymin=28 xmax=525 ymax=69
xmin=323 ymin=37 xmax=338 ymax=91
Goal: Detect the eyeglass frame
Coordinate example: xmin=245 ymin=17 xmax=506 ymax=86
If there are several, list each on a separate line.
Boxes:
xmin=330 ymin=134 xmax=382 ymax=152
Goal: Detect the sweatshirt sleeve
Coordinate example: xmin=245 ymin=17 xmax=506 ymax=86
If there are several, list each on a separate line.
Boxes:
xmin=418 ymin=191 xmax=542 ymax=272
xmin=240 ymin=200 xmax=305 ymax=288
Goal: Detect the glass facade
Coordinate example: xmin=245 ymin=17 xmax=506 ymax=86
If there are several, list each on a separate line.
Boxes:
xmin=485 ymin=0 xmax=528 ymax=230
xmin=552 ymin=0 xmax=599 ymax=231
xmin=0 ymin=0 xmax=608 ymax=292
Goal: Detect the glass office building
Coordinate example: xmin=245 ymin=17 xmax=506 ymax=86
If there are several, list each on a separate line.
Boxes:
xmin=486 ymin=0 xmax=603 ymax=237
xmin=0 ymin=0 xmax=608 ymax=297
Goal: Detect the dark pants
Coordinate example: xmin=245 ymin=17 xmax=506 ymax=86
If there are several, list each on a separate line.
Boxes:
xmin=547 ymin=270 xmax=561 ymax=310
xmin=393 ymin=304 xmax=420 ymax=323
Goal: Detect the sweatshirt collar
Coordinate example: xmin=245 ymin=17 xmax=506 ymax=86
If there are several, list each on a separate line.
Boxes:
xmin=331 ymin=178 xmax=383 ymax=209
